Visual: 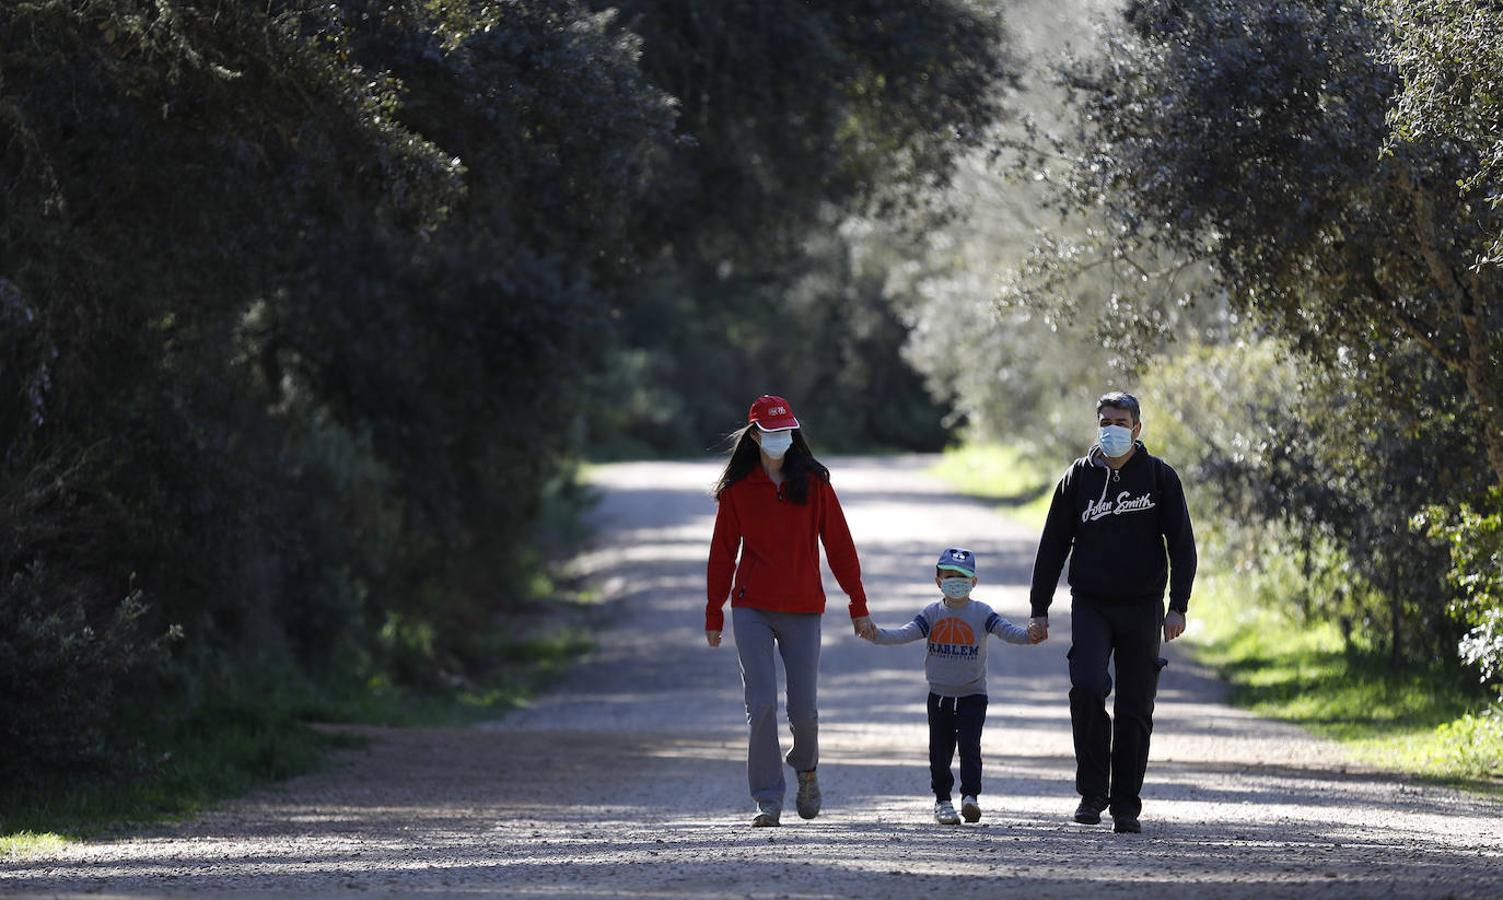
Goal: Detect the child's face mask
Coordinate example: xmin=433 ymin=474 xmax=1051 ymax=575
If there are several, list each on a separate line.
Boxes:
xmin=940 ymin=577 xmax=974 ymax=601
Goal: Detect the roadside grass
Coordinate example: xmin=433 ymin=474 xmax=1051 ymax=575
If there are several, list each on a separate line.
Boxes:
xmin=930 ymin=443 xmax=1056 ymax=529
xmin=2 ymin=466 xmax=603 ymax=855
xmin=1189 ymin=571 xmax=1503 ymax=793
xmin=0 ymin=629 xmax=592 ymax=851
xmin=0 ymin=832 xmax=67 ymax=859
xmin=304 ymin=629 xmax=594 ymax=728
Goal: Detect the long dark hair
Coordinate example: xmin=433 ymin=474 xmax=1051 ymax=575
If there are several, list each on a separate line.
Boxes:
xmin=712 ymin=424 xmax=830 ymax=504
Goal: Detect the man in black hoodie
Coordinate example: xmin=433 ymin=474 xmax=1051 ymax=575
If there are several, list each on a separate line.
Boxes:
xmin=1027 ymin=391 xmax=1197 ymax=834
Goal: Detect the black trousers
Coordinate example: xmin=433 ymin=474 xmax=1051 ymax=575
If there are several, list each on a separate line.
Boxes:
xmin=1068 ymin=597 xmax=1166 ymax=818
xmin=927 ymin=692 xmax=988 ymax=801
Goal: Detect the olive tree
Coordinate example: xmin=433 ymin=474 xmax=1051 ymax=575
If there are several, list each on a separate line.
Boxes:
xmin=1027 ymin=0 xmax=1503 ymax=488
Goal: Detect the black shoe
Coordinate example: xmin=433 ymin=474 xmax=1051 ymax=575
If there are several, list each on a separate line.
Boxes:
xmin=1112 ymin=813 xmax=1142 ymax=833
xmin=795 ymin=769 xmax=821 ymax=820
xmin=1073 ymin=797 xmax=1108 ymax=825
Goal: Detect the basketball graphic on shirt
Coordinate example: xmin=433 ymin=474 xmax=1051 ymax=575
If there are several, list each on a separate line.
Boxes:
xmin=931 ymin=617 xmax=975 ymax=647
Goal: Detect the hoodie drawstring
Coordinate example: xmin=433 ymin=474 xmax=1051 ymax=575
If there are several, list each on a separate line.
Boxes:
xmin=1091 ymin=441 xmax=1130 ymax=493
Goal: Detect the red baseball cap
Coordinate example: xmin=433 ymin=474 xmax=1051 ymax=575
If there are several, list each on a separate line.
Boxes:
xmin=748 ymin=395 xmax=800 ymax=432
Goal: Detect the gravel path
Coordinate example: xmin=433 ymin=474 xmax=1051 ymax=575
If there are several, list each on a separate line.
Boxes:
xmin=6 ymin=456 xmax=1503 ymax=897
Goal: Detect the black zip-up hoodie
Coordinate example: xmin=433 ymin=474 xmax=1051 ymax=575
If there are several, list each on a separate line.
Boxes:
xmin=1028 ymin=440 xmax=1197 ymax=618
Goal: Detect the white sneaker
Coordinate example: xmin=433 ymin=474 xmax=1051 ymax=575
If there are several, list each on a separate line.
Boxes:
xmin=961 ymin=795 xmax=981 ymax=823
xmin=934 ymin=800 xmax=961 ymax=825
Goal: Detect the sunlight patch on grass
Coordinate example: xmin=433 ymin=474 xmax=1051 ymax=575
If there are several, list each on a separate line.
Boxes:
xmin=0 ymin=831 xmax=67 ymax=858
xmin=930 ymin=444 xmax=1055 ymax=529
xmin=1187 ymin=572 xmax=1503 ymax=793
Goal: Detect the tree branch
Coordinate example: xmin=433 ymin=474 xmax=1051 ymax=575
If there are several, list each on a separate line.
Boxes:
xmin=1362 ymin=269 xmax=1468 ymax=375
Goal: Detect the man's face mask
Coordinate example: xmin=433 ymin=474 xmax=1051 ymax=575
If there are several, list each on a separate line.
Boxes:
xmin=759 ymin=430 xmax=794 ymax=459
xmin=1099 ymin=424 xmax=1133 ymax=458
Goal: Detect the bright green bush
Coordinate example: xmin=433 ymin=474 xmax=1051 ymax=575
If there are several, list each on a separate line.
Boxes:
xmin=1421 ymin=490 xmax=1503 ymax=694
xmin=1427 ymin=710 xmax=1503 ymax=780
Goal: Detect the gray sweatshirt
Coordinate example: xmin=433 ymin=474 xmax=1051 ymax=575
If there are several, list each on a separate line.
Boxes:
xmin=871 ymin=598 xmax=1030 ymax=697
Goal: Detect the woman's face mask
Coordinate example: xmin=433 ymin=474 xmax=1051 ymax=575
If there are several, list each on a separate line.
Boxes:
xmin=759 ymin=429 xmax=794 ymax=459
xmin=1099 ymin=424 xmax=1134 ymax=458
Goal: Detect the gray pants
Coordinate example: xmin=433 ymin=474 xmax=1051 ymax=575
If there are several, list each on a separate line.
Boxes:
xmin=732 ymin=607 xmax=821 ymax=809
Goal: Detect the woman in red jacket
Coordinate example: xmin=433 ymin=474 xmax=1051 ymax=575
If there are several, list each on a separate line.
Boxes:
xmin=706 ymin=395 xmax=875 ymax=828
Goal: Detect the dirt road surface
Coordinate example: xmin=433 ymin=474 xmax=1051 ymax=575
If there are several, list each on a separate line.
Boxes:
xmin=6 ymin=457 xmax=1503 ymax=897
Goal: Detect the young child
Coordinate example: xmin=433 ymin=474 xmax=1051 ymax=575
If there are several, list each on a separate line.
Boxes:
xmin=864 ymin=547 xmax=1041 ymax=825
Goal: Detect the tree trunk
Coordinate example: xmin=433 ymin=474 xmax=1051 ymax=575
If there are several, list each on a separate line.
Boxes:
xmin=1389 ymin=565 xmax=1404 ymax=671
xmin=1404 ymin=176 xmax=1503 ymax=489
xmin=1456 ymin=303 xmax=1503 ymax=488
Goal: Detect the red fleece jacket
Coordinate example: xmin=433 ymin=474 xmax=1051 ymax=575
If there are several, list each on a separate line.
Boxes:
xmin=705 ymin=467 xmax=869 ymax=632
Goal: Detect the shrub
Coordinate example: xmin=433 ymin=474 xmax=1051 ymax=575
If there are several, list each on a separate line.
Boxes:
xmin=1422 ymin=490 xmax=1503 ymax=695
xmin=0 ymin=562 xmax=170 ymax=772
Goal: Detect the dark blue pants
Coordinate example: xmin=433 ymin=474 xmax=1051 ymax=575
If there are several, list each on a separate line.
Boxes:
xmin=1068 ymin=597 xmax=1166 ymax=818
xmin=927 ymin=692 xmax=988 ymax=801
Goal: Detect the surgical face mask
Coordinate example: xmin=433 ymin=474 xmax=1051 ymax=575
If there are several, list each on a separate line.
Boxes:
xmin=759 ymin=430 xmax=794 ymax=459
xmin=1099 ymin=424 xmax=1134 ymax=458
xmin=940 ymin=577 xmax=973 ymax=601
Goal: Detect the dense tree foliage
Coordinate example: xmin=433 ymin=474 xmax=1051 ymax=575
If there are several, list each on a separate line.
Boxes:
xmin=580 ymin=0 xmax=1016 ymax=453
xmin=997 ymin=0 xmax=1501 ymax=675
xmin=0 ymin=0 xmax=1015 ymax=772
xmin=1140 ymin=340 xmax=1477 ymax=666
xmin=1045 ymin=0 xmax=1503 ymax=487
xmin=893 ymin=0 xmax=1228 ymax=458
xmin=0 ymin=0 xmax=680 ymax=769
xmin=1384 ymin=0 xmax=1503 ymax=269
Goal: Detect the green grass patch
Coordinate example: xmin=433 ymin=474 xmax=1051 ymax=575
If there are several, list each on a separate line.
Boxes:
xmin=0 ymin=671 xmax=347 ymax=841
xmin=305 ymin=629 xmax=594 ymax=728
xmin=1188 ymin=572 xmax=1503 ymax=792
xmin=930 ymin=443 xmax=1056 ymax=529
xmin=0 ymin=831 xmax=67 ymax=858
xmin=0 ymin=630 xmax=592 ymax=845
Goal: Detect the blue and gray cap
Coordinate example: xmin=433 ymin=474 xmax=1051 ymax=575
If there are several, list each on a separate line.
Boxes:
xmin=936 ymin=547 xmax=978 ymax=578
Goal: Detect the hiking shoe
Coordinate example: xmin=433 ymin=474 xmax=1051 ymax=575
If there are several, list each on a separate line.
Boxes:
xmin=1073 ymin=796 xmax=1108 ymax=825
xmin=751 ymin=803 xmax=781 ymax=828
xmin=934 ymin=800 xmax=961 ymax=825
xmin=960 ymin=795 xmax=982 ymax=823
xmin=795 ymin=769 xmax=822 ymax=820
xmin=1112 ymin=813 xmax=1142 ymax=834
